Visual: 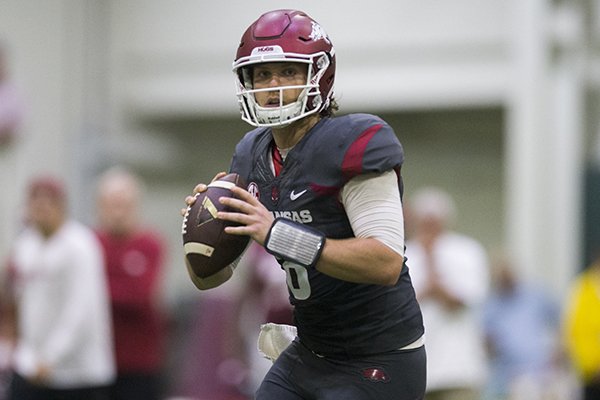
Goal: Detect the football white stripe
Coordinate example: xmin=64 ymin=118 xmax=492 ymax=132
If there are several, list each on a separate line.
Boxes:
xmin=184 ymin=242 xmax=215 ymax=257
xmin=208 ymin=180 xmax=236 ymax=190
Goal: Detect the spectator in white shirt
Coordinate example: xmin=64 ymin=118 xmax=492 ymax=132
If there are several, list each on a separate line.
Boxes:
xmin=405 ymin=187 xmax=490 ymax=400
xmin=2 ymin=176 xmax=115 ymax=400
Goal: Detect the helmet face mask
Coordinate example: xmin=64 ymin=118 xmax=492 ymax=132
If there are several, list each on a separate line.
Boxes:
xmin=233 ymin=10 xmax=336 ymax=127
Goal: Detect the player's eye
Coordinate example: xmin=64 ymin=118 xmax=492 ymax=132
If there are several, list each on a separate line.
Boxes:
xmin=252 ymin=64 xmax=306 ymax=87
xmin=254 ymin=70 xmax=271 ymax=82
xmin=282 ymin=68 xmax=297 ymax=77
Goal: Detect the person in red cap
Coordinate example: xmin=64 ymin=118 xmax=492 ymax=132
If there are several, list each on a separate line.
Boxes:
xmin=1 ymin=175 xmax=115 ymax=400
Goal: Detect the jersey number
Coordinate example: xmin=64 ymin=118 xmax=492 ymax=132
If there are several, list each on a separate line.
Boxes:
xmin=282 ymin=261 xmax=311 ymax=300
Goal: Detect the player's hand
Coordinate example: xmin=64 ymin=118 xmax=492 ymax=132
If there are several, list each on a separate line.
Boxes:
xmin=180 ymin=172 xmax=228 ymax=216
xmin=217 ymin=185 xmax=274 ymax=246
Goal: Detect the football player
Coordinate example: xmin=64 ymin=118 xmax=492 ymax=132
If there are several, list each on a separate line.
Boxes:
xmin=184 ymin=9 xmax=426 ymax=400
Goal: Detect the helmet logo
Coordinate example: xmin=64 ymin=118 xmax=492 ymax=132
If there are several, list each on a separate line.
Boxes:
xmin=316 ymin=55 xmax=328 ymax=69
xmin=250 ymin=45 xmax=284 ymax=56
xmin=309 ymin=22 xmax=330 ymax=44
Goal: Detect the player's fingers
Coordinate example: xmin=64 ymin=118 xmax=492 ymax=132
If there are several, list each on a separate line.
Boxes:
xmin=229 ymin=186 xmax=257 ymax=204
xmin=219 ymin=196 xmax=268 ymax=219
xmin=185 ymin=194 xmax=200 ymax=206
xmin=193 ymin=183 xmax=208 ymax=194
xmin=217 ymin=208 xmax=260 ymax=227
xmin=222 ymin=214 xmax=270 ymax=244
xmin=223 ymin=224 xmax=250 ymax=236
xmin=219 ymin=211 xmax=256 ymax=230
xmin=218 ymin=196 xmax=249 ymax=213
xmin=218 ymin=210 xmax=244 ymax=223
xmin=211 ymin=171 xmax=227 ymax=182
xmin=192 ymin=172 xmax=229 ymax=194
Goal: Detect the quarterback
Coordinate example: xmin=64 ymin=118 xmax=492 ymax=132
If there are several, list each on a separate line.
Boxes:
xmin=184 ymin=9 xmax=426 ymax=400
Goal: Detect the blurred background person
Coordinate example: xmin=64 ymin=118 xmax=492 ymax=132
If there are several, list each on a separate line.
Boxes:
xmin=168 ymin=266 xmax=248 ymax=400
xmin=0 ymin=41 xmax=24 ymax=148
xmin=563 ymin=250 xmax=600 ymax=400
xmin=94 ymin=167 xmax=167 ymax=400
xmin=482 ymin=252 xmax=568 ymax=400
xmin=2 ymin=175 xmax=114 ymax=400
xmin=0 ymin=263 xmax=16 ymax=400
xmin=0 ymin=40 xmax=26 ymax=276
xmin=233 ymin=243 xmax=292 ymax=396
xmin=167 ymin=243 xmax=291 ymax=400
xmin=405 ymin=186 xmax=490 ymax=400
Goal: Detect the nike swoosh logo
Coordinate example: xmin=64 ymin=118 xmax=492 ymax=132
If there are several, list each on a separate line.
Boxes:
xmin=290 ymin=189 xmax=307 ymax=201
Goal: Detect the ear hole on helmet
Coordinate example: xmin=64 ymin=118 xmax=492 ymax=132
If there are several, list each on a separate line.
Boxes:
xmin=241 ymin=67 xmax=254 ymax=89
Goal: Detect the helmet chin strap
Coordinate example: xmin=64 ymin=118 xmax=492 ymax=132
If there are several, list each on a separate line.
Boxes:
xmin=254 ymin=100 xmax=303 ymax=126
xmin=249 ymin=86 xmax=313 ymax=127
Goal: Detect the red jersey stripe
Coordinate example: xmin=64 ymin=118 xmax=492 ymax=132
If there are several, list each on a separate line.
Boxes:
xmin=341 ymin=124 xmax=383 ymax=180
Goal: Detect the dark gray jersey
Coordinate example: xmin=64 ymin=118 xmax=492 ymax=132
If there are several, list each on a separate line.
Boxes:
xmin=230 ymin=113 xmax=424 ymax=357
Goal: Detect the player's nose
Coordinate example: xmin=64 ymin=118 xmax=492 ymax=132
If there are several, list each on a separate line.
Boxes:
xmin=266 ymin=74 xmax=282 ymax=87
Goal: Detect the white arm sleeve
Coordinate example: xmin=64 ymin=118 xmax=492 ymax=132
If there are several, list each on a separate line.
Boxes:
xmin=340 ymin=170 xmax=405 ymax=256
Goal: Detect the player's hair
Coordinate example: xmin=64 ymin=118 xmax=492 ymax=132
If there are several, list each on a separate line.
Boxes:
xmin=321 ymin=98 xmax=339 ymax=118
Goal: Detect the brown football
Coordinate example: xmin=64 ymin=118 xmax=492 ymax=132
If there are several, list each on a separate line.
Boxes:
xmin=182 ymin=173 xmax=250 ymax=278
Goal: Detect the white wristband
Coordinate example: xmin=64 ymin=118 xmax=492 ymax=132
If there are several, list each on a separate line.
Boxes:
xmin=265 ymin=218 xmax=325 ymax=267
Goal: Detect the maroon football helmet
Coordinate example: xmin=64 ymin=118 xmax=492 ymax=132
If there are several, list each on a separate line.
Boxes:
xmin=233 ymin=9 xmax=336 ymax=127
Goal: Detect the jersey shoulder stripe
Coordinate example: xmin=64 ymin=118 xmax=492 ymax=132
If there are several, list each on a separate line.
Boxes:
xmin=314 ymin=114 xmax=404 ymax=181
xmin=341 ymin=123 xmax=383 ymax=180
